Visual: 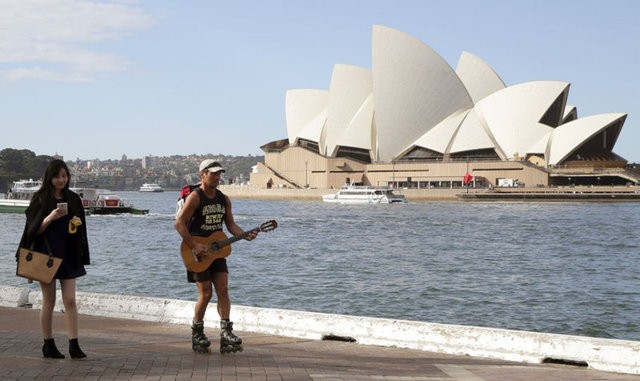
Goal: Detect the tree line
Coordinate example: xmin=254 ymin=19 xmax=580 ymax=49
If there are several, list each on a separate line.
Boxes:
xmin=0 ymin=149 xmax=56 ymax=192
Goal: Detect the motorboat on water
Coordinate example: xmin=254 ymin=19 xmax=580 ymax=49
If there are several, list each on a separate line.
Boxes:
xmin=71 ymin=188 xmax=148 ymax=215
xmin=322 ymin=185 xmax=407 ymax=204
xmin=0 ymin=179 xmax=42 ymax=213
xmin=0 ymin=198 xmax=31 ymax=213
xmin=1 ymin=179 xmax=148 ymax=214
xmin=5 ymin=179 xmax=42 ymax=199
xmin=139 ymin=183 xmax=164 ymax=192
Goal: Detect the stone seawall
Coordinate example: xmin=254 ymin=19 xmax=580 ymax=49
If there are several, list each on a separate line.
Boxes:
xmin=219 ymin=185 xmax=460 ymax=201
xmin=1 ymin=285 xmax=638 ymax=375
xmin=218 ymin=185 xmax=640 ymax=202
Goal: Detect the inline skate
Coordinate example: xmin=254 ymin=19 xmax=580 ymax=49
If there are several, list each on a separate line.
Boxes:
xmin=191 ymin=321 xmax=211 ymax=353
xmin=219 ymin=320 xmax=243 ymax=354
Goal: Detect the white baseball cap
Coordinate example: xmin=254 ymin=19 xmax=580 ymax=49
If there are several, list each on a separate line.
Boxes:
xmin=199 ymin=159 xmax=225 ymax=173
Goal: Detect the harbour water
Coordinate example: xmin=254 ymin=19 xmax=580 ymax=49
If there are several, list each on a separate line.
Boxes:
xmin=2 ymin=191 xmax=639 ymax=342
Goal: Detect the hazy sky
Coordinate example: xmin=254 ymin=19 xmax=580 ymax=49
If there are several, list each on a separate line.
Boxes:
xmin=1 ymin=0 xmax=638 ymax=161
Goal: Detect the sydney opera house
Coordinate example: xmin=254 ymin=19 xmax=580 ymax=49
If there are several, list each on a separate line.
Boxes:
xmin=250 ymin=25 xmax=638 ymax=190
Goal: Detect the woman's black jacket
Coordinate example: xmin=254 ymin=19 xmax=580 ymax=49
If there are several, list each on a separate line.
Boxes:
xmin=16 ymin=189 xmax=91 ymax=266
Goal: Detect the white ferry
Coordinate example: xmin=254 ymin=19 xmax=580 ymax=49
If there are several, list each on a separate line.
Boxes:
xmin=0 ymin=198 xmax=31 ymax=213
xmin=322 ymin=185 xmax=407 ymax=204
xmin=6 ymin=179 xmax=42 ymax=199
xmin=0 ymin=180 xmax=148 ymax=214
xmin=139 ymin=183 xmax=164 ymax=192
xmin=0 ymin=179 xmax=42 ymax=213
xmin=72 ymin=188 xmax=148 ymax=215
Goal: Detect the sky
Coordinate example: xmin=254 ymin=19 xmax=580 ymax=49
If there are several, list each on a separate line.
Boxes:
xmin=1 ymin=0 xmax=638 ymax=162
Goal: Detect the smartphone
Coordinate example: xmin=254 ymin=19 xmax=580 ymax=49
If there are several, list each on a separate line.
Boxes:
xmin=57 ymin=202 xmax=68 ymax=213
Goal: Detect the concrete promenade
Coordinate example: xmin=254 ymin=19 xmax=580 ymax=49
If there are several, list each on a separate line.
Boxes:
xmin=1 ymin=286 xmax=639 ymax=380
xmin=2 ymin=306 xmax=640 ymax=381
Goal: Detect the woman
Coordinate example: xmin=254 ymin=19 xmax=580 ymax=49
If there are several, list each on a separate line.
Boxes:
xmin=17 ymin=159 xmax=91 ymax=359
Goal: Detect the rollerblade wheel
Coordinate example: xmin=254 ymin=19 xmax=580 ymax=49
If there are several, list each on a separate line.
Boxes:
xmin=192 ymin=343 xmax=211 ymax=354
xmin=220 ymin=343 xmax=243 ymax=354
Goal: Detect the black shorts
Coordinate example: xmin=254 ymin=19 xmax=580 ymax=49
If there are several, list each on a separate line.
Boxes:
xmin=187 ymin=258 xmax=228 ymax=283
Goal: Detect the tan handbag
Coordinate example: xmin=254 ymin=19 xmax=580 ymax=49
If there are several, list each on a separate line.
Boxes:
xmin=16 ymin=239 xmax=62 ymax=284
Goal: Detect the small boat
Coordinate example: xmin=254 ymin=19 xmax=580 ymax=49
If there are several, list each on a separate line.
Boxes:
xmin=4 ymin=179 xmax=42 ymax=199
xmin=72 ymin=188 xmax=149 ymax=215
xmin=322 ymin=185 xmax=407 ymax=204
xmin=139 ymin=183 xmax=164 ymax=192
xmin=1 ymin=180 xmax=149 ymax=214
xmin=0 ymin=198 xmax=31 ymax=213
xmin=0 ymin=179 xmax=42 ymax=213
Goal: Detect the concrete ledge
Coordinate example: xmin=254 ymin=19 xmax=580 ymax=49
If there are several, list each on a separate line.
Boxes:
xmin=0 ymin=285 xmax=31 ymax=307
xmin=219 ymin=185 xmax=460 ymax=201
xmin=232 ymin=305 xmax=640 ymax=375
xmin=2 ymin=285 xmax=638 ymax=375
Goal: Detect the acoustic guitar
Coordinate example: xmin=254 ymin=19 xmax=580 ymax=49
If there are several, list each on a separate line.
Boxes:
xmin=180 ymin=220 xmax=277 ymax=272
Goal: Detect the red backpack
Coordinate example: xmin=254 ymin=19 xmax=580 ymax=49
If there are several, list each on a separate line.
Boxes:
xmin=175 ymin=183 xmax=200 ymax=216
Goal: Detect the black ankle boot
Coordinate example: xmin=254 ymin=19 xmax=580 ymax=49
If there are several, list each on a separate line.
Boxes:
xmin=42 ymin=338 xmax=65 ymax=359
xmin=69 ymin=338 xmax=87 ymax=359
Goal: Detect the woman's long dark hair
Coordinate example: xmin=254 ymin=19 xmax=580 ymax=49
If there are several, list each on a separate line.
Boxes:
xmin=33 ymin=159 xmax=71 ymax=201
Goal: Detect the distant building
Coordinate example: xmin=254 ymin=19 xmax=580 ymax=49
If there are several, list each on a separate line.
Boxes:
xmin=142 ymin=155 xmax=158 ymax=169
xmin=251 ymin=25 xmax=637 ymax=189
xmin=87 ymin=160 xmax=98 ymax=170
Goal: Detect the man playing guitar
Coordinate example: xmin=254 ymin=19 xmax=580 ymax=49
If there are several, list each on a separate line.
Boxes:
xmin=174 ymin=159 xmax=258 ymax=353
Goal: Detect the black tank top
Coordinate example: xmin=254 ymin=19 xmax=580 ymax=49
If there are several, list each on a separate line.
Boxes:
xmin=189 ymin=188 xmax=226 ymax=237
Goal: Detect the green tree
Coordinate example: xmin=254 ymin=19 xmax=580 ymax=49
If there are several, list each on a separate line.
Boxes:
xmin=0 ymin=148 xmax=54 ymax=191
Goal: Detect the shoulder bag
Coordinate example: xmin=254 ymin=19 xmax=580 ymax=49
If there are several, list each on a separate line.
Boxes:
xmin=16 ymin=238 xmax=62 ymax=284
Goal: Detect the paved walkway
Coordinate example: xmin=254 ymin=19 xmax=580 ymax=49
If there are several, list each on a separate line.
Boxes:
xmin=1 ymin=306 xmax=638 ymax=381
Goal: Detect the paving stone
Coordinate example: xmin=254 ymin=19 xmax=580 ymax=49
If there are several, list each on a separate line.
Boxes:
xmin=1 ymin=306 xmax=638 ymax=381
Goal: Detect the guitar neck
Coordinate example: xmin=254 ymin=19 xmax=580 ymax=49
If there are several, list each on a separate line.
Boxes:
xmin=216 ymin=227 xmax=259 ymax=248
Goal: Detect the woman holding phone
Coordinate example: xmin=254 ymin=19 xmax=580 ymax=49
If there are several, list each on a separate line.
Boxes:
xmin=17 ymin=159 xmax=90 ymax=359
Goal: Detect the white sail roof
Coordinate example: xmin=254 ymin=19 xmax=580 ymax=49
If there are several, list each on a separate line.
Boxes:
xmin=372 ymin=25 xmax=473 ymax=162
xmin=448 ymin=109 xmax=496 ymax=154
xmin=333 ymin=93 xmax=374 ymax=153
xmin=562 ymin=105 xmax=578 ymax=123
xmin=455 ymin=51 xmax=506 ymax=104
xmin=285 ymin=89 xmax=328 ymax=146
xmin=475 ymin=81 xmax=569 ymax=160
xmin=325 ymin=64 xmax=373 ymax=156
xmin=528 ymin=127 xmax=553 ymax=155
xmin=282 ymin=25 xmax=628 ymax=167
xmin=547 ymin=113 xmax=627 ymax=165
xmin=410 ymin=109 xmax=470 ymax=154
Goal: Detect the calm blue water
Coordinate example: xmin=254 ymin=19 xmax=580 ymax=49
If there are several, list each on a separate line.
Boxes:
xmin=2 ymin=191 xmax=639 ymax=341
